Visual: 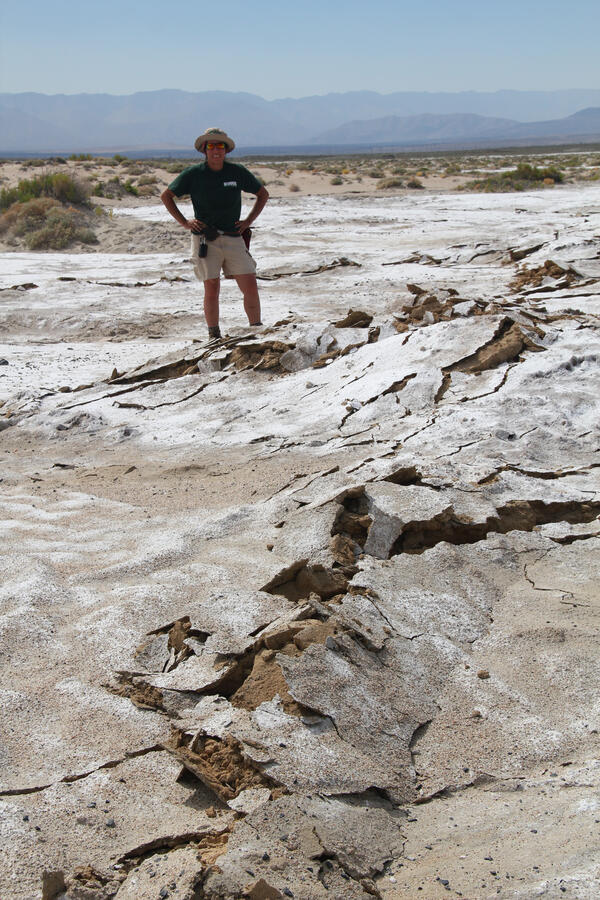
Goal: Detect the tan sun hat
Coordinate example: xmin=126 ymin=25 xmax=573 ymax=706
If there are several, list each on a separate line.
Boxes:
xmin=194 ymin=127 xmax=235 ymax=153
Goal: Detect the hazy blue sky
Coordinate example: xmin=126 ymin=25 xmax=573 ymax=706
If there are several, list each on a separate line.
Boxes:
xmin=1 ymin=0 xmax=598 ymax=98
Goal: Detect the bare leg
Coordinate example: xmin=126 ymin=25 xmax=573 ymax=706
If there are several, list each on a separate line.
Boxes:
xmin=235 ymin=274 xmax=262 ymax=325
xmin=203 ymin=278 xmax=220 ymax=328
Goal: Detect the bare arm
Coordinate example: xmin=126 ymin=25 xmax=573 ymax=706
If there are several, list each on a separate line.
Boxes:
xmin=236 ymin=185 xmax=269 ymax=233
xmin=160 ymin=188 xmax=205 ymax=232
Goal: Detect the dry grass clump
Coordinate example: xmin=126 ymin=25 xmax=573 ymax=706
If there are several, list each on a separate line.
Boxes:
xmin=0 ymin=195 xmax=97 ymax=250
xmin=377 ymin=177 xmax=404 ymax=189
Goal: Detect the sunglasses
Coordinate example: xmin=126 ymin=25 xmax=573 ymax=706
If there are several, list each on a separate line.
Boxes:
xmin=206 ymin=142 xmax=227 ymax=150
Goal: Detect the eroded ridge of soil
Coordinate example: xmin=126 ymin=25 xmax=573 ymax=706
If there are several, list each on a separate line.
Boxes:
xmin=1 ymin=177 xmax=599 ymax=899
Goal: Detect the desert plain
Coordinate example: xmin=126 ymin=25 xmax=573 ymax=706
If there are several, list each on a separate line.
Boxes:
xmin=1 ymin=149 xmax=599 ymax=899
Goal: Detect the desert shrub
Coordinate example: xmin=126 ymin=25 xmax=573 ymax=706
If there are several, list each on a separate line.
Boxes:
xmin=163 ymin=161 xmax=188 ymax=174
xmin=22 ymin=158 xmax=46 ymax=167
xmin=123 ymin=180 xmax=139 ymax=196
xmin=98 ymin=176 xmax=129 ymax=199
xmin=289 ymin=183 xmax=300 ymax=192
xmin=461 ymin=163 xmax=564 ymax=192
xmin=0 ymin=172 xmax=89 ymax=210
xmin=69 ymin=153 xmax=92 ymax=161
xmin=112 ymin=154 xmax=127 ymax=163
xmin=0 ymin=198 xmax=97 ymax=248
xmin=406 ymin=177 xmax=424 ymax=189
xmin=366 ymin=169 xmax=384 ymax=179
xmin=137 ymin=174 xmax=157 ymax=186
xmin=92 ymin=182 xmax=105 ymax=197
xmin=330 ymin=175 xmax=343 ymax=185
xmin=0 ymin=198 xmax=57 ymax=235
xmin=377 ymin=177 xmax=404 ymax=189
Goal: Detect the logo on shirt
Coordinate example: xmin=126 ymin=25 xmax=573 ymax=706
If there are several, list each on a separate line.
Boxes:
xmin=223 ymin=181 xmax=238 ymax=187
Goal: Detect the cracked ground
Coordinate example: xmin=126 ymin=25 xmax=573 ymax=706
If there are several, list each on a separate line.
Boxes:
xmin=1 ymin=183 xmax=599 ymax=899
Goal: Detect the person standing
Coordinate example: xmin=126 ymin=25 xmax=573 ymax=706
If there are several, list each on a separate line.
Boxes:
xmin=161 ymin=127 xmax=269 ymax=339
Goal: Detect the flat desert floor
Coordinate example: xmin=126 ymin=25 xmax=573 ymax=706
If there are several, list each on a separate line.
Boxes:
xmin=1 ymin=150 xmax=599 ymax=900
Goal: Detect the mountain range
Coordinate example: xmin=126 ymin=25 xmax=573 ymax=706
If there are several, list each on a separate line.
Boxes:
xmin=1 ymin=89 xmax=600 ymax=154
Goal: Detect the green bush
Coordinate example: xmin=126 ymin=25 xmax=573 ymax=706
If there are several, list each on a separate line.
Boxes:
xmin=163 ymin=161 xmax=188 ymax=174
xmin=330 ymin=175 xmax=343 ymax=185
xmin=0 ymin=172 xmax=89 ymax=211
xmin=69 ymin=153 xmax=92 ymax=161
xmin=123 ymin=180 xmax=139 ymax=196
xmin=406 ymin=177 xmax=424 ymax=189
xmin=462 ymin=163 xmax=564 ymax=193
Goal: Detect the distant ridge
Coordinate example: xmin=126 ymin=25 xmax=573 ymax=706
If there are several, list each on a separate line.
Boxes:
xmin=311 ymin=108 xmax=600 ymax=147
xmin=1 ymin=89 xmax=600 ymax=153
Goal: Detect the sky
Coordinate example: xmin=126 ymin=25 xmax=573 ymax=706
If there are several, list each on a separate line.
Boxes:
xmin=1 ymin=0 xmax=599 ymax=99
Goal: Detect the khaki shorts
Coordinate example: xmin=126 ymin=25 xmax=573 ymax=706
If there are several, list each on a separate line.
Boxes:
xmin=191 ymin=233 xmax=256 ymax=281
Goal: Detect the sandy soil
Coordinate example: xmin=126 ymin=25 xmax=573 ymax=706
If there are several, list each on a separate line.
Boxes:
xmin=0 ymin=153 xmax=501 ymax=255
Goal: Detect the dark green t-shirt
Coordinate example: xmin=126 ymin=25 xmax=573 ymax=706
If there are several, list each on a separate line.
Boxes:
xmin=168 ymin=161 xmax=262 ymax=231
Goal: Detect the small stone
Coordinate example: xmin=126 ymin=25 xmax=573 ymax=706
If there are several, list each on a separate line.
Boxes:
xmin=206 ymin=806 xmax=216 ymax=818
xmin=159 ymin=889 xmax=169 ymax=900
xmin=283 ymin=891 xmax=294 ymax=898
xmin=262 ymin=852 xmax=270 ymax=861
xmin=0 ymin=359 xmax=8 ymax=366
xmin=267 ymin=543 xmax=274 ymax=551
xmin=23 ymin=815 xmax=29 ymax=821
xmin=105 ymin=818 xmax=116 ymax=828
xmin=87 ymin=802 xmax=96 ymax=808
xmin=471 ymin=709 xmax=482 ymax=718
xmin=477 ymin=669 xmax=490 ymax=679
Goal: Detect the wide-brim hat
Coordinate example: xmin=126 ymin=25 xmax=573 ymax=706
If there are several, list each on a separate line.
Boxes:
xmin=194 ymin=127 xmax=235 ymax=152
